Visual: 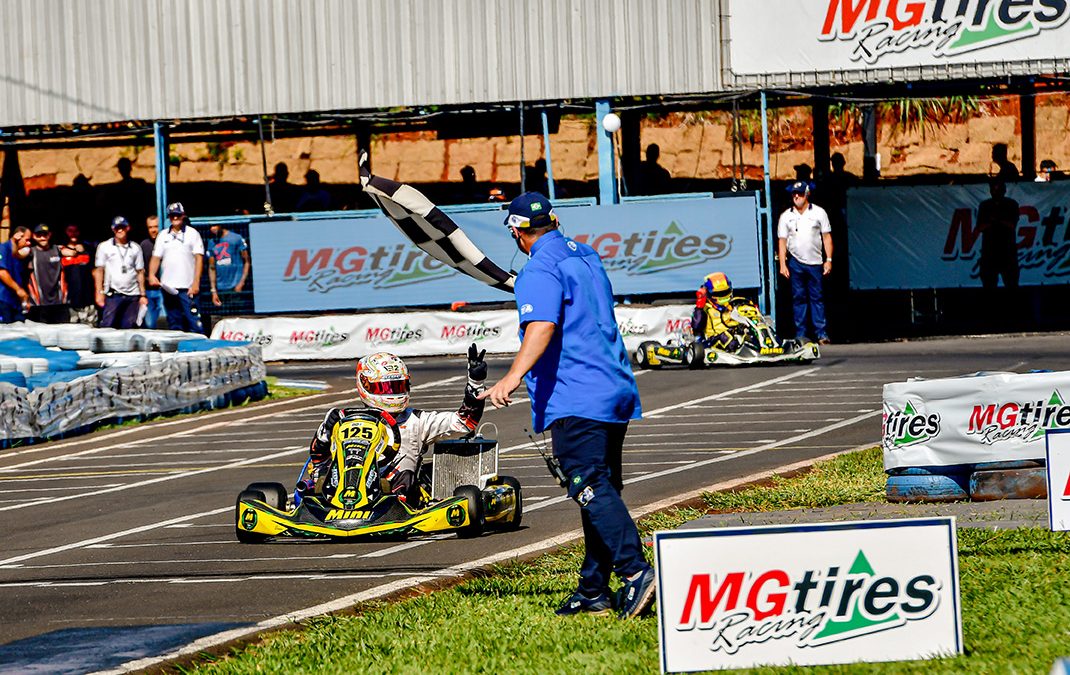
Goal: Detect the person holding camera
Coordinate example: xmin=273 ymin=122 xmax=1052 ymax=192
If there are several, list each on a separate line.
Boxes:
xmin=94 ymin=216 xmax=147 ymax=328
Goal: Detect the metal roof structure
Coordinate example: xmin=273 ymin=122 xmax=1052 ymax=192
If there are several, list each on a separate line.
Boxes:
xmin=0 ymin=0 xmax=724 ymax=129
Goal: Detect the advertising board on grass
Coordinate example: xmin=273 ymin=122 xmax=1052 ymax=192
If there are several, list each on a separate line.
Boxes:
xmin=883 ymin=370 xmax=1070 ymax=470
xmin=654 ymin=519 xmax=962 ymax=673
xmin=1045 ymin=430 xmax=1070 ymax=531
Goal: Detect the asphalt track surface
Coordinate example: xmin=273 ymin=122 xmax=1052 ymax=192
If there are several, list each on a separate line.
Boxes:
xmin=1 ymin=334 xmax=1068 ymax=672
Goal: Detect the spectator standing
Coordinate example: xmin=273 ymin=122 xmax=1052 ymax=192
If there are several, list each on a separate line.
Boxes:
xmin=26 ymin=224 xmax=69 ymax=324
xmin=206 ymin=222 xmax=249 ymax=308
xmin=296 ymin=170 xmax=331 ymax=211
xmin=149 ymin=202 xmax=204 ymax=333
xmin=778 ymin=181 xmax=833 ymax=344
xmin=480 ymin=192 xmax=655 ymax=620
xmin=637 ymin=143 xmax=671 ymax=195
xmin=976 ymin=179 xmax=1020 ymax=290
xmin=59 ymin=224 xmax=98 ymax=325
xmin=991 ymin=143 xmax=1020 ymax=182
xmin=269 ymin=162 xmax=297 ymax=213
xmin=455 ymin=165 xmax=481 ymax=204
xmin=0 ymin=226 xmax=32 ymax=323
xmin=140 ymin=216 xmax=164 ymax=328
xmin=94 ymin=217 xmax=147 ymax=329
xmin=1036 ymin=159 xmax=1058 ymax=183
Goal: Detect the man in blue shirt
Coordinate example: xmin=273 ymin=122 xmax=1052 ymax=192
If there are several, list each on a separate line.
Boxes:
xmin=0 ymin=226 xmax=32 ymax=323
xmin=481 ymin=192 xmax=654 ymax=620
xmin=206 ymin=223 xmax=249 ymax=307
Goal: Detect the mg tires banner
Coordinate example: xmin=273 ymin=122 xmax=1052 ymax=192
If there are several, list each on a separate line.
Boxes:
xmin=883 ymin=370 xmax=1070 ymax=469
xmin=728 ymin=0 xmax=1070 ymax=75
xmin=655 ymin=519 xmax=962 ymax=672
xmin=849 ymin=182 xmax=1070 ymax=289
xmin=212 ymin=305 xmax=695 ymax=361
xmin=249 ymin=197 xmax=759 ymax=312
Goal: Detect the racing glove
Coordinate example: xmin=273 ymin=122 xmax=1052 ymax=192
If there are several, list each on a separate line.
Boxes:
xmin=467 ymin=342 xmax=487 ymax=384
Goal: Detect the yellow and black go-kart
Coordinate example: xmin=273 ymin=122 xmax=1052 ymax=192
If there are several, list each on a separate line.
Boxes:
xmin=235 ymin=409 xmax=521 ymax=542
xmin=635 ymin=300 xmax=819 ymax=369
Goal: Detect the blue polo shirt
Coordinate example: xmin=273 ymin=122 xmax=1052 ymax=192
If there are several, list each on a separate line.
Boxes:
xmin=0 ymin=240 xmax=25 ymax=309
xmin=208 ymin=230 xmax=248 ymax=291
xmin=514 ymin=229 xmax=641 ymax=433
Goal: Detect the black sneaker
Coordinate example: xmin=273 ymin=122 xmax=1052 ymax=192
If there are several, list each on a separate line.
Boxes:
xmin=617 ymin=566 xmax=656 ymax=619
xmin=555 ymin=590 xmax=613 ymax=616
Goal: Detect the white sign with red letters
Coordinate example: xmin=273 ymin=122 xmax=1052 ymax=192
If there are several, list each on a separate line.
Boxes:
xmin=1045 ymin=430 xmax=1070 ymax=531
xmin=654 ymin=518 xmax=962 ymax=673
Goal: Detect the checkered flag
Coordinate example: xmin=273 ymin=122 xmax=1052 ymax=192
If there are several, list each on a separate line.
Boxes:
xmin=358 ymin=152 xmax=515 ymax=293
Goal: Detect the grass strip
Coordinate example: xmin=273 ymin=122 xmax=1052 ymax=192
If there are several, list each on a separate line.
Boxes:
xmin=182 ymin=448 xmax=1070 ymax=675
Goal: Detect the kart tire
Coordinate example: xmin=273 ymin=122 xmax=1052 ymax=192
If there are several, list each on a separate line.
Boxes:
xmin=686 ymin=343 xmax=705 ymax=370
xmin=491 ymin=475 xmax=523 ymax=531
xmin=969 ymin=467 xmax=1048 ymax=501
xmin=245 ymin=482 xmax=288 ymax=510
xmin=888 ymin=465 xmax=972 ymax=477
xmin=635 ymin=342 xmax=659 ymax=369
xmin=235 ymin=489 xmax=269 ymax=544
xmin=454 ymin=485 xmax=485 ymax=539
xmin=886 ymin=473 xmax=969 ymax=503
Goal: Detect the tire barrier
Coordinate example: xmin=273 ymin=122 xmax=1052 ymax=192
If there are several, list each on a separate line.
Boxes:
xmin=969 ymin=467 xmax=1048 ymax=501
xmin=0 ymin=322 xmax=267 ymax=446
xmin=886 ymin=471 xmax=971 ymax=503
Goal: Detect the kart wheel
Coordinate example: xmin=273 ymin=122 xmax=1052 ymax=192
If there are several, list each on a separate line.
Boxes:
xmin=635 ymin=342 xmax=658 ymax=369
xmin=235 ymin=489 xmax=269 ymax=544
xmin=686 ymin=343 xmax=705 ymax=370
xmin=453 ymin=485 xmax=485 ymax=539
xmin=245 ymin=482 xmax=288 ymax=510
xmin=491 ymin=475 xmax=523 ymax=531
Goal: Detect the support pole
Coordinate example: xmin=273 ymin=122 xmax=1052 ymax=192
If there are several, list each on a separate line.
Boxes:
xmin=862 ymin=104 xmax=879 ymax=184
xmin=595 ymin=99 xmax=618 ymax=205
xmin=760 ymin=92 xmax=776 ymax=328
xmin=519 ymin=103 xmax=526 ymax=193
xmin=541 ymin=109 xmax=556 ymax=201
xmin=257 ymin=116 xmax=273 ymax=215
xmin=812 ymin=100 xmax=830 ymax=180
xmin=153 ymin=122 xmax=169 ymax=227
xmin=1021 ymin=89 xmax=1036 ymax=180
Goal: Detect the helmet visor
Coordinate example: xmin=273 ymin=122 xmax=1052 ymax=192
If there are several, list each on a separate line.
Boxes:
xmin=360 ymin=374 xmax=409 ymax=396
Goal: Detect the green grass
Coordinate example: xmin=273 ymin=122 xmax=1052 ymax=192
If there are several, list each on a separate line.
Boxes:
xmin=182 ymin=448 xmax=1070 ymax=675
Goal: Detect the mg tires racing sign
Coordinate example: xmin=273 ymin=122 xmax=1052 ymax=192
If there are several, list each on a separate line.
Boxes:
xmin=654 ymin=518 xmax=961 ymax=673
xmin=884 ymin=370 xmax=1070 ymax=469
xmin=1046 ymin=430 xmax=1070 ymax=531
xmin=728 ymin=0 xmax=1070 ymax=76
xmin=849 ymin=182 xmax=1070 ymax=289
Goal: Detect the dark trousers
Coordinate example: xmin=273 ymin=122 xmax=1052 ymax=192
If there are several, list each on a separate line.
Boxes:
xmin=27 ymin=304 xmax=69 ymax=324
xmin=979 ymin=256 xmax=1019 ymax=290
xmin=100 ymin=294 xmax=140 ymax=328
xmin=143 ymin=289 xmax=164 ymax=329
xmin=0 ymin=302 xmax=24 ymax=323
xmin=788 ymin=256 xmax=828 ymax=341
xmin=162 ymin=289 xmax=204 ymax=334
xmin=550 ymin=416 xmax=645 ymax=596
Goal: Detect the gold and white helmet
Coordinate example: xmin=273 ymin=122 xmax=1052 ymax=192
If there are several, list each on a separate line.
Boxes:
xmin=355 ymin=352 xmax=410 ymax=413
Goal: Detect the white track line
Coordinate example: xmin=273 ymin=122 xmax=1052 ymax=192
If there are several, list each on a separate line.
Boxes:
xmin=642 ymin=368 xmax=818 ymax=418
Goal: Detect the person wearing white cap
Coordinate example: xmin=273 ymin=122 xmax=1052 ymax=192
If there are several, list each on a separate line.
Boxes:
xmin=148 ymin=202 xmax=205 ymax=333
xmin=777 ymin=181 xmax=833 ymax=345
xmin=94 ymin=216 xmax=147 ymax=328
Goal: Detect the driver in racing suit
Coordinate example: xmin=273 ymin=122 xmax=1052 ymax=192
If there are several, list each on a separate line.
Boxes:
xmin=299 ymin=344 xmax=488 ymax=504
xmin=690 ymin=272 xmax=746 ymax=353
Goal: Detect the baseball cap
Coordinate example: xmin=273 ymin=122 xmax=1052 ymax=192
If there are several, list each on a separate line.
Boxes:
xmin=33 ymin=224 xmax=51 ymax=235
xmin=111 ymin=216 xmax=130 ymax=230
xmin=787 ymin=181 xmax=811 ymax=195
xmin=166 ymin=202 xmax=186 ymax=217
xmin=504 ymin=192 xmax=557 ymax=229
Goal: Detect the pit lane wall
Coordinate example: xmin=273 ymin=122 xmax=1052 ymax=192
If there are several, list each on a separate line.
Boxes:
xmin=210 ymin=305 xmax=696 ymax=360
xmin=0 ymin=346 xmax=266 ymax=442
xmin=883 ymin=370 xmax=1070 ymax=469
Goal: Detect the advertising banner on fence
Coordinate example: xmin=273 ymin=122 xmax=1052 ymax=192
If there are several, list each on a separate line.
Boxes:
xmin=728 ymin=0 xmax=1070 ymax=76
xmin=654 ymin=518 xmax=962 ymax=672
xmin=849 ymin=182 xmax=1070 ymax=289
xmin=212 ymin=304 xmax=695 ymax=361
xmin=883 ymin=370 xmax=1070 ymax=469
xmin=1046 ymin=430 xmax=1070 ymax=531
xmin=248 ymin=196 xmax=760 ymax=312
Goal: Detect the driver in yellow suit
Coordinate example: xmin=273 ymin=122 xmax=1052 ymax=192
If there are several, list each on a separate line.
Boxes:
xmin=690 ymin=272 xmax=745 ymax=353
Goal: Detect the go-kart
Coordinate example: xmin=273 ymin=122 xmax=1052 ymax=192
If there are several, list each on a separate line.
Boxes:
xmin=235 ymin=409 xmax=521 ymax=542
xmin=634 ymin=300 xmax=819 ymax=369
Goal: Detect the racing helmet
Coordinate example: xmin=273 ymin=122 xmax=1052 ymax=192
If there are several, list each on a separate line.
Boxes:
xmin=355 ymin=352 xmax=410 ymax=413
xmin=702 ymin=272 xmax=732 ymax=302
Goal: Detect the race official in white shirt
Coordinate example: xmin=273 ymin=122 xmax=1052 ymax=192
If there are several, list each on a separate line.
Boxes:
xmin=777 ymin=181 xmax=833 ymax=344
xmin=148 ymin=202 xmax=205 ymax=333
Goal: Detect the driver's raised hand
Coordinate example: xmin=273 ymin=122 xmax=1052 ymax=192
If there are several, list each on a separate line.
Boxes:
xmin=467 ymin=342 xmax=488 ymax=383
